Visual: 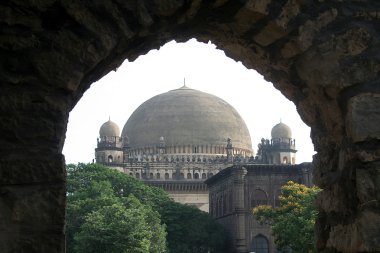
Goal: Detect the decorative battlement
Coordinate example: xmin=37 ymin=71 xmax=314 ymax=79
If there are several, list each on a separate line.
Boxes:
xmin=145 ymin=180 xmax=208 ymax=192
xmin=97 ymin=136 xmax=123 ymax=149
xmin=259 ymin=137 xmax=296 ymax=150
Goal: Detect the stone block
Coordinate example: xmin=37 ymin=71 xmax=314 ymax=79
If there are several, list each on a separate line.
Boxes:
xmin=254 ymin=21 xmax=288 ymax=46
xmin=326 ymin=211 xmax=380 ymax=252
xmin=0 ymin=155 xmax=66 ymax=185
xmin=316 ymin=184 xmax=347 ymax=213
xmin=356 ymin=164 xmax=380 ymax=209
xmin=346 ymin=93 xmax=380 ymax=142
xmin=0 ymin=231 xmax=65 ymax=253
xmin=0 ymin=183 xmax=66 ymax=231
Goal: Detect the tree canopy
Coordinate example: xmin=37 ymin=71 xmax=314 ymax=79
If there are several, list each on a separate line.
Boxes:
xmin=66 ymin=165 xmax=166 ymax=253
xmin=66 ymin=163 xmax=230 ymax=253
xmin=253 ymin=181 xmax=321 ymax=253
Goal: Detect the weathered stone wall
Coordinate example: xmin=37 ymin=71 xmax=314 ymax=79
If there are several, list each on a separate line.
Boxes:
xmin=0 ymin=1 xmax=379 ymax=252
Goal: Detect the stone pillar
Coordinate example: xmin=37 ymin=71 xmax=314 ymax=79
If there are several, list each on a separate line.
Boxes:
xmin=232 ymin=167 xmax=248 ymax=253
xmin=314 ymin=93 xmax=380 ymax=252
xmin=0 ymin=88 xmax=68 ymax=252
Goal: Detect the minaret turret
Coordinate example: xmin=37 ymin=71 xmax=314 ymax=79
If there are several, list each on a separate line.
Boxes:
xmin=95 ymin=119 xmax=123 ymax=169
xmin=269 ymin=122 xmax=297 ymax=164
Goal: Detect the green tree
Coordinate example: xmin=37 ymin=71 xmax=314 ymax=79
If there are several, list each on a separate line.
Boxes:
xmin=160 ymin=201 xmax=231 ymax=253
xmin=75 ymin=195 xmax=161 ymax=253
xmin=66 ymin=163 xmax=230 ymax=253
xmin=66 ymin=164 xmax=167 ymax=253
xmin=253 ymin=181 xmax=321 ymax=253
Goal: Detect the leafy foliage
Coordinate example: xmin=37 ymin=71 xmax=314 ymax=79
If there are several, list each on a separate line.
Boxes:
xmin=160 ymin=201 xmax=231 ymax=253
xmin=253 ymin=181 xmax=321 ymax=253
xmin=66 ymin=163 xmax=230 ymax=253
xmin=66 ymin=163 xmax=168 ymax=253
xmin=75 ymin=198 xmax=155 ymax=253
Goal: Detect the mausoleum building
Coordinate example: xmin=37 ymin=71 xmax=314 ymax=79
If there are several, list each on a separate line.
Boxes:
xmin=95 ymin=85 xmax=313 ymax=252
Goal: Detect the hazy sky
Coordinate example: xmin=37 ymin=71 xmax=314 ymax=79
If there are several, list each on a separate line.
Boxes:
xmin=63 ymin=39 xmax=315 ymax=164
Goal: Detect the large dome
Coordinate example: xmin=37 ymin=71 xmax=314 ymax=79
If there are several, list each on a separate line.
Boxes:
xmin=121 ymin=86 xmax=252 ymax=152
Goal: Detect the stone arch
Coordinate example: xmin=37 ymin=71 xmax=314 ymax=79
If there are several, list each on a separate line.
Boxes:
xmin=251 ymin=234 xmax=269 ymax=253
xmin=251 ymin=189 xmax=268 ymax=207
xmin=1 ymin=1 xmax=379 ymax=252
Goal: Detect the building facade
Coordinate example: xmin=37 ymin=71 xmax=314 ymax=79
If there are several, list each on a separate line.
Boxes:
xmin=95 ymin=85 xmax=257 ymax=212
xmin=95 ymin=85 xmax=313 ymax=252
xmin=205 ymin=164 xmax=313 ymax=253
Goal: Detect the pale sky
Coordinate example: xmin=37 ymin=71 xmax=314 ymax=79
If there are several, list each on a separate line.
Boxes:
xmin=63 ymin=39 xmax=315 ymax=164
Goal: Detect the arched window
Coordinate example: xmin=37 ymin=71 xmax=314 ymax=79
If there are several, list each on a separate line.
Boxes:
xmin=223 ymin=194 xmax=227 ymax=214
xmin=187 ymin=173 xmax=192 ymax=179
xmin=135 ymin=173 xmax=140 ymax=179
xmin=212 ymin=196 xmax=217 ymax=217
xmin=208 ymin=172 xmax=214 ymax=178
xmin=156 ymin=173 xmax=160 ymax=179
xmin=218 ymin=197 xmax=222 ymax=217
xmin=202 ymin=173 xmax=207 ymax=179
xmin=108 ymin=155 xmax=113 ymax=163
xmin=251 ymin=189 xmax=268 ymax=207
xmin=194 ymin=173 xmax=199 ymax=179
xmin=180 ymin=173 xmax=184 ymax=179
xmin=283 ymin=156 xmax=288 ymax=164
xmin=252 ymin=235 xmax=269 ymax=253
xmin=165 ymin=173 xmax=169 ymax=179
xmin=150 ymin=173 xmax=154 ymax=179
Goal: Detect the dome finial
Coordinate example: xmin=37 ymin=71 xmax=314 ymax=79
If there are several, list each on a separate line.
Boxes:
xmin=179 ymin=78 xmax=189 ymax=89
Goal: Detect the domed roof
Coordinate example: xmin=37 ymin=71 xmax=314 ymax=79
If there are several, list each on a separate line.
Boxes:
xmin=271 ymin=122 xmax=292 ymax=139
xmin=121 ymin=86 xmax=252 ymax=151
xmin=99 ymin=119 xmax=120 ymax=137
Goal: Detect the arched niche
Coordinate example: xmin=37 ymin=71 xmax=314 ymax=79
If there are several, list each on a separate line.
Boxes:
xmin=252 ymin=234 xmax=269 ymax=253
xmin=1 ymin=1 xmax=379 ymax=252
xmin=251 ymin=189 xmax=269 ymax=207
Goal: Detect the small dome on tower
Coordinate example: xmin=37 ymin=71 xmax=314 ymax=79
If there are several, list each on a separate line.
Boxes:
xmin=271 ymin=122 xmax=292 ymax=139
xmin=99 ymin=119 xmax=120 ymax=137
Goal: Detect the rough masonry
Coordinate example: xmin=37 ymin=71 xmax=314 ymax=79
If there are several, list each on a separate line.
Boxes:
xmin=0 ymin=0 xmax=379 ymax=252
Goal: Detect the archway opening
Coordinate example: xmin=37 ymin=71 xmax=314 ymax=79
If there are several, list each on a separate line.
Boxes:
xmin=2 ymin=2 xmax=378 ymax=253
xmin=63 ymin=39 xmax=314 ymax=164
xmin=252 ymin=235 xmax=269 ymax=253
